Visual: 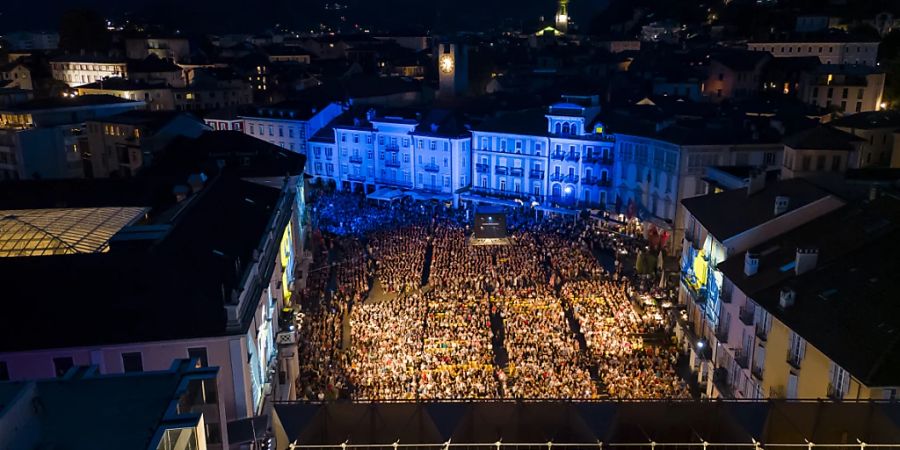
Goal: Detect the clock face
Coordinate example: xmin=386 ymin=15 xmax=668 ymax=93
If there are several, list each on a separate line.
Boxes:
xmin=439 ymin=54 xmax=454 ymax=74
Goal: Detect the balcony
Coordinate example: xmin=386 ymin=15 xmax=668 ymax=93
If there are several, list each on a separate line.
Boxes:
xmin=475 ymin=163 xmax=490 ymax=173
xmin=347 ymin=173 xmax=366 ymax=182
xmin=755 ymin=324 xmax=768 ymax=342
xmin=510 ymin=167 xmax=524 ymax=177
xmin=349 ymin=155 xmax=363 ymax=164
xmin=712 ymin=367 xmax=734 ymax=399
xmin=583 ymin=175 xmax=599 ymax=186
xmin=564 ymin=174 xmax=580 ymax=184
xmin=739 ymin=307 xmax=755 ymax=326
xmin=420 ymin=183 xmax=446 ymax=193
xmin=375 ymin=177 xmax=413 ymax=188
xmin=751 ymin=364 xmax=764 ymax=381
xmin=384 ymin=145 xmax=401 ymax=153
xmin=680 ymin=273 xmax=708 ymax=306
xmin=529 ymin=169 xmax=545 ymax=179
xmin=720 ymin=289 xmax=732 ymax=304
xmin=827 ymin=383 xmax=844 ymax=400
xmin=495 ymin=166 xmax=509 ymax=176
xmin=714 ymin=325 xmax=729 ymax=344
xmin=787 ymin=353 xmax=802 ymax=370
xmin=550 ymin=151 xmax=566 ymax=160
xmin=384 ymin=159 xmax=402 ymax=168
xmin=734 ymin=350 xmax=750 ymax=370
xmin=469 ymin=186 xmax=529 ymax=201
xmin=565 ymin=152 xmax=580 ymax=162
xmin=423 ymin=163 xmax=440 ymax=173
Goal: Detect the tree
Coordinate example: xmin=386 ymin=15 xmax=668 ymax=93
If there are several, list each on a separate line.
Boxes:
xmin=58 ymin=9 xmax=111 ymax=53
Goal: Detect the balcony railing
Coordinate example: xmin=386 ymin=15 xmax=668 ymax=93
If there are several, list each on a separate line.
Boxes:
xmin=751 ymin=364 xmax=764 ymax=381
xmin=787 ymin=353 xmax=802 ymax=370
xmin=565 ymin=152 xmax=580 ymax=162
xmin=712 ymin=367 xmax=734 ymax=399
xmin=827 ymin=383 xmax=845 ymax=400
xmin=735 ymin=351 xmax=749 ymax=370
xmin=549 ymin=173 xmax=564 ymax=182
xmin=374 ymin=177 xmax=413 ymax=188
xmin=423 ymin=163 xmax=440 ymax=173
xmin=420 ymin=183 xmax=446 ymax=193
xmin=739 ymin=307 xmax=754 ymax=326
xmin=469 ymin=186 xmax=529 ymax=200
xmin=564 ymin=174 xmax=580 ymax=184
xmin=529 ymin=170 xmax=545 ymax=180
xmin=384 ymin=159 xmax=402 ymax=168
xmin=384 ymin=145 xmax=401 ymax=153
xmin=349 ymin=155 xmax=363 ymax=164
xmin=550 ymin=151 xmax=566 ymax=160
xmin=510 ymin=167 xmax=524 ymax=177
xmin=475 ymin=163 xmax=490 ymax=173
xmin=714 ymin=325 xmax=729 ymax=344
xmin=755 ymin=324 xmax=768 ymax=342
xmin=495 ymin=166 xmax=509 ymax=175
xmin=347 ymin=173 xmax=367 ymax=182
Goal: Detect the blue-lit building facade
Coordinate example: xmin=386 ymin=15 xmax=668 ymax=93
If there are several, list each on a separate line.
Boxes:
xmin=307 ymin=108 xmax=472 ymax=203
xmin=240 ymin=101 xmax=343 ymax=154
xmin=471 ymin=96 xmax=616 ymax=209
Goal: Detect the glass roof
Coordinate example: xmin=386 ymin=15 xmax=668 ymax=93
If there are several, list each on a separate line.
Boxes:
xmin=0 ymin=207 xmax=148 ymax=257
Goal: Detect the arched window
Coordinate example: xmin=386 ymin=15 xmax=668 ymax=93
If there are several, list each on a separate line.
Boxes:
xmin=555 ymin=123 xmax=562 ymax=134
xmin=562 ymin=123 xmax=570 ymax=135
xmin=601 ymin=170 xmax=609 ymax=182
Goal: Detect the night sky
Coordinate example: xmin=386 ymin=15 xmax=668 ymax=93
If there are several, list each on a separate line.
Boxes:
xmin=0 ymin=0 xmax=609 ymax=33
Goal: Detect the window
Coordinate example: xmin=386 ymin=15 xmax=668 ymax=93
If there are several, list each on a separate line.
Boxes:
xmin=268 ymin=126 xmax=274 ymax=136
xmin=857 ymin=89 xmax=864 ymax=100
xmin=278 ymin=126 xmax=284 ymax=137
xmin=53 ymin=357 xmax=74 ymax=377
xmin=0 ymin=361 xmax=8 ymax=381
xmin=801 ymin=155 xmax=812 ymax=171
xmin=764 ymin=152 xmax=775 ymax=165
xmin=816 ymin=155 xmax=826 ymax=170
xmin=122 ymin=352 xmax=144 ymax=372
xmin=788 ymin=332 xmax=806 ymax=367
xmin=366 ymin=135 xmax=372 ymax=144
xmin=289 ymin=128 xmax=294 ymax=138
xmin=830 ymin=363 xmax=850 ymax=399
xmin=787 ymin=374 xmax=799 ymax=399
xmin=827 ymin=87 xmax=833 ymax=98
xmin=430 ymin=141 xmax=436 ymax=150
xmin=188 ymin=347 xmax=209 ymax=368
xmin=249 ymin=124 xmax=255 ymax=135
xmin=718 ymin=73 xmax=724 ymax=81
xmin=353 ymin=134 xmax=359 ymax=144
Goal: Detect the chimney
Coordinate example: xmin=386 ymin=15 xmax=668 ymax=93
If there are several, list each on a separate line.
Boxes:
xmin=774 ymin=195 xmax=790 ymax=216
xmin=778 ymin=287 xmax=796 ymax=309
xmin=744 ymin=251 xmax=759 ymax=276
xmin=795 ymin=247 xmax=819 ymax=275
xmin=747 ymin=169 xmax=766 ymax=196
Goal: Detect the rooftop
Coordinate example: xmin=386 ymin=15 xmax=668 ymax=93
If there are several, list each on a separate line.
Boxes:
xmin=783 ymin=125 xmax=863 ymax=151
xmin=2 ymin=95 xmax=138 ymax=112
xmin=0 ymin=132 xmax=304 ymax=352
xmin=718 ymin=197 xmax=900 ymax=386
xmin=0 ymin=207 xmax=148 ymax=257
xmin=681 ymin=178 xmax=834 ymax=241
xmin=830 ymin=111 xmax=900 ymax=130
xmin=77 ymin=77 xmax=170 ymax=91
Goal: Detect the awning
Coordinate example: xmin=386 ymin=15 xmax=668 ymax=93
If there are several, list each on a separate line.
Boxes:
xmin=460 ymin=194 xmax=521 ymax=208
xmin=535 ymin=205 xmax=578 ymax=216
xmin=367 ymin=188 xmax=404 ymax=202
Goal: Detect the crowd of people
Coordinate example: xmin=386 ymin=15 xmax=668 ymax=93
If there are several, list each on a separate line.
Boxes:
xmin=293 ymin=190 xmax=691 ymax=401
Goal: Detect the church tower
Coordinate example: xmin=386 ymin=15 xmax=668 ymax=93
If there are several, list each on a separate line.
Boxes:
xmin=438 ymin=43 xmax=468 ymax=99
xmin=555 ymin=0 xmax=569 ymax=34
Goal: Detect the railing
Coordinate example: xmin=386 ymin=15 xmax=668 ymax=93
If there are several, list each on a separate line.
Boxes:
xmin=564 ymin=174 xmax=580 ymax=184
xmin=374 ymin=177 xmax=413 ymax=188
xmin=529 ymin=170 xmax=544 ymax=179
xmin=384 ymin=145 xmax=401 ymax=153
xmin=495 ymin=166 xmax=509 ymax=175
xmin=720 ymin=289 xmax=732 ymax=304
xmin=550 ymin=151 xmax=566 ymax=160
xmin=510 ymin=167 xmax=524 ymax=177
xmin=712 ymin=367 xmax=733 ymax=399
xmin=714 ymin=325 xmax=729 ymax=344
xmin=755 ymin=323 xmax=768 ymax=342
xmin=475 ymin=163 xmax=490 ymax=173
xmin=739 ymin=307 xmax=754 ymax=326
xmin=419 ymin=183 xmax=446 ymax=193
xmin=384 ymin=159 xmax=402 ymax=168
xmin=347 ymin=173 xmax=367 ymax=182
xmin=734 ymin=350 xmax=749 ymax=369
xmin=349 ymin=155 xmax=363 ymax=164
xmin=787 ymin=353 xmax=802 ymax=370
xmin=565 ymin=152 xmax=580 ymax=162
xmin=423 ymin=163 xmax=440 ymax=173
xmin=751 ymin=364 xmax=764 ymax=381
xmin=549 ymin=173 xmax=564 ymax=182
xmin=583 ymin=175 xmax=599 ymax=186
xmin=827 ymin=383 xmax=844 ymax=400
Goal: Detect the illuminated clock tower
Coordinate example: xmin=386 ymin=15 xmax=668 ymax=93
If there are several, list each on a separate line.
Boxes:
xmin=555 ymin=0 xmax=569 ymax=34
xmin=438 ymin=43 xmax=468 ymax=99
